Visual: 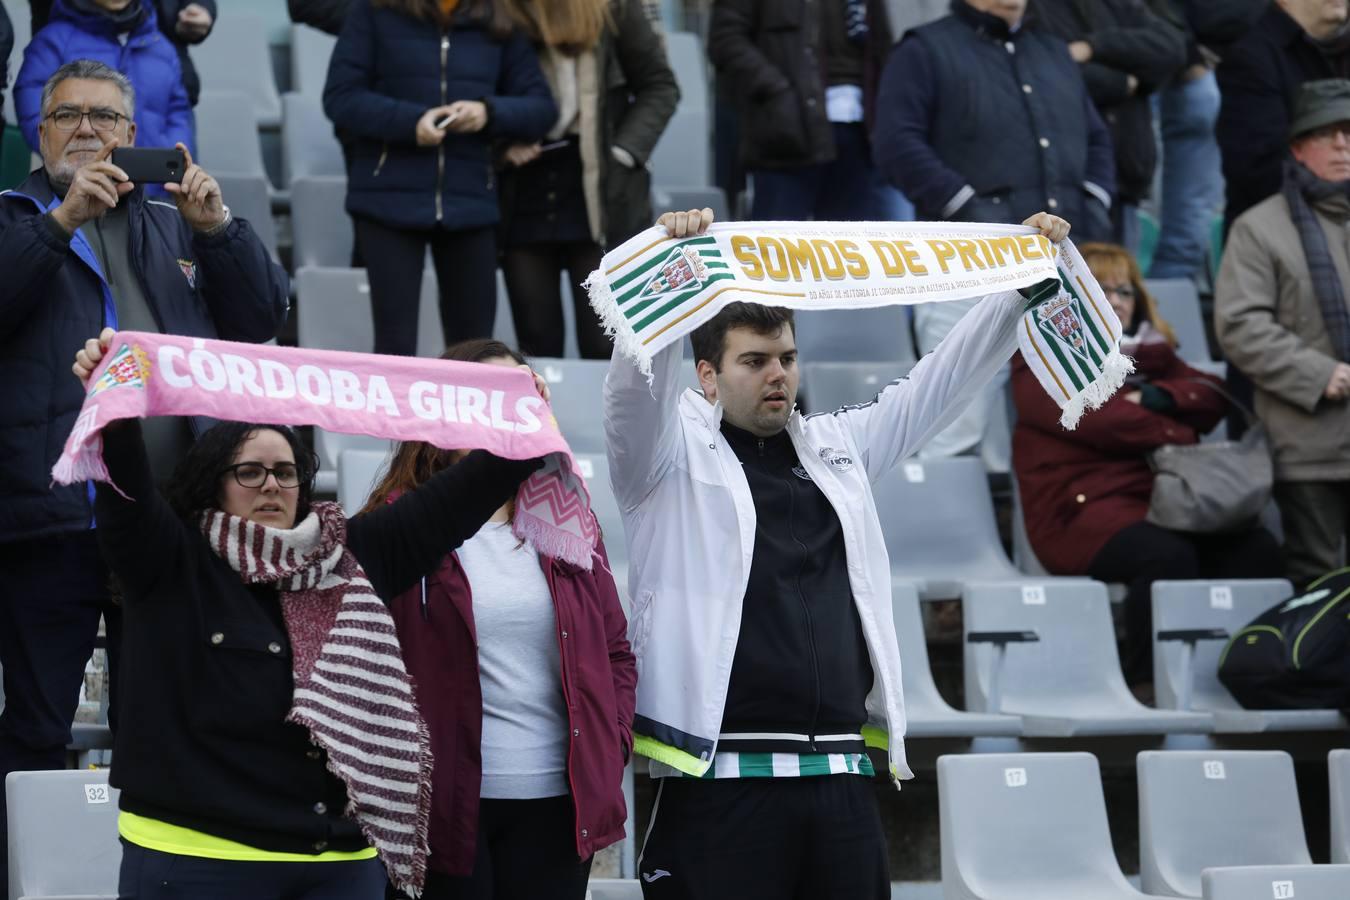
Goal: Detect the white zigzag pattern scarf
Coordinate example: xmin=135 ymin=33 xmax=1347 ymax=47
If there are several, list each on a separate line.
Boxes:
xmin=202 ymin=503 xmax=433 ymax=895
xmin=585 ymin=221 xmax=1132 ymax=428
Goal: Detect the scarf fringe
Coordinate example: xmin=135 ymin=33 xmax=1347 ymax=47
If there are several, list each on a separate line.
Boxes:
xmin=583 ymin=268 xmax=655 ymax=381
xmin=1057 ymin=350 xmax=1135 ymax=429
xmin=514 ymin=510 xmax=597 ymax=571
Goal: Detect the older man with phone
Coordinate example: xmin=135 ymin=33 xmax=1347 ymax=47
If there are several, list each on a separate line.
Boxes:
xmin=0 ymin=58 xmax=288 ymax=886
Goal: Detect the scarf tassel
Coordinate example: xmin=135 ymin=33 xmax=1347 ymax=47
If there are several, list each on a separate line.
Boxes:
xmin=1057 ymin=349 xmax=1135 ymax=430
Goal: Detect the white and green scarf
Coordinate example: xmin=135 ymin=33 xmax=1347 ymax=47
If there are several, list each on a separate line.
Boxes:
xmin=585 ymin=221 xmax=1132 ymax=428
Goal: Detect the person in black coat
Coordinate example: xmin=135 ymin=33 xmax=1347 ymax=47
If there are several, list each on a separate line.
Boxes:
xmin=1217 ymin=0 xmax=1350 ymax=232
xmin=323 ymin=0 xmax=556 ymax=357
xmin=708 ymin=0 xmax=898 ymax=221
xmin=0 ymin=2 xmax=12 ymax=134
xmin=0 ymin=59 xmax=288 ymax=889
xmin=1030 ymin=0 xmax=1186 ymax=248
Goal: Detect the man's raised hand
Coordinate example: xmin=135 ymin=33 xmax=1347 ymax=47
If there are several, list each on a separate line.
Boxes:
xmin=50 ymin=140 xmax=132 ymax=235
xmin=165 ymin=143 xmax=227 ymax=233
xmin=657 ymin=207 xmax=714 ymax=238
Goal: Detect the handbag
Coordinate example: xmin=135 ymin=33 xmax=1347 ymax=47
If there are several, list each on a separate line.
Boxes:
xmin=1145 ymin=377 xmax=1274 ymax=533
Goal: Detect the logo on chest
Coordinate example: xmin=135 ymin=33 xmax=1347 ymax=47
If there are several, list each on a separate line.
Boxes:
xmin=177 ymin=258 xmax=198 ymax=289
xmin=817 ymin=447 xmax=854 ymax=472
xmin=791 ymin=465 xmax=813 ymax=481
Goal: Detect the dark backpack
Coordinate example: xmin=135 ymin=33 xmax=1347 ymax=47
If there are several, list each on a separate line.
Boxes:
xmin=1217 ymin=568 xmax=1350 ymax=710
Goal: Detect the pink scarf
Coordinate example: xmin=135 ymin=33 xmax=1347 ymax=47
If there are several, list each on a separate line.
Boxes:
xmin=52 ymin=332 xmax=598 ymax=568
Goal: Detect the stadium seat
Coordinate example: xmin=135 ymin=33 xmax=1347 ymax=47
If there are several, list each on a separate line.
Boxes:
xmin=291 ymin=176 xmax=353 ymax=269
xmin=892 ymin=581 xmax=1021 ymax=738
xmin=1331 ymin=750 xmax=1350 ymax=863
xmin=337 ymin=448 xmax=390 ymax=516
xmin=1009 ymin=479 xmax=1053 ymax=577
xmin=195 ymin=91 xmax=267 ymax=180
xmin=1202 ymin=866 xmax=1350 ymax=900
xmin=212 ymin=174 xmax=278 ymax=260
xmin=1145 ymin=278 xmax=1211 ymax=363
xmin=586 ymin=880 xmax=643 ymax=900
xmin=648 ymin=32 xmax=710 ymax=188
xmin=189 ymin=14 xmax=283 ymax=127
xmin=793 ymin=307 xmax=916 ymax=363
xmin=531 ymin=359 xmax=609 ymax=453
xmin=294 ymin=266 xmax=444 ymax=357
xmin=962 ymin=581 xmax=1213 ymax=736
xmin=650 ymin=185 xmax=729 ymax=223
xmin=282 ymin=92 xmax=345 ymax=184
xmin=290 ymin=24 xmax=338 ymax=96
xmin=1152 ymin=579 xmax=1345 ymax=732
xmin=871 ymin=458 xmax=1024 ymax=599
xmin=938 ymin=752 xmax=1161 ymax=900
xmin=1138 ymin=750 xmax=1312 ymax=898
xmin=5 ymin=769 xmax=121 ymax=900
xmin=801 ymin=361 xmax=916 ymax=416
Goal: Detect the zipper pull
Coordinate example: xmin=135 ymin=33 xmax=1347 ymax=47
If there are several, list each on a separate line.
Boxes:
xmin=420 ymin=576 xmax=428 ymax=621
xmin=757 ymin=439 xmax=764 ymax=457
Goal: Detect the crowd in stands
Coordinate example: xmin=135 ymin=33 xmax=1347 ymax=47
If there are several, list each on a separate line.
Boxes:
xmin=2 ymin=0 xmax=1350 ymax=897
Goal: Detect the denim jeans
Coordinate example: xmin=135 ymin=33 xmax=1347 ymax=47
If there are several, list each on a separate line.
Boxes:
xmin=1149 ymin=70 xmax=1224 ymax=279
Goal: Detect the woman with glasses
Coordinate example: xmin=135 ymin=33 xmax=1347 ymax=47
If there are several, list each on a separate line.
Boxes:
xmin=71 ymin=329 xmax=544 ymax=899
xmin=362 ymin=338 xmax=635 ymax=900
xmin=14 ymin=0 xmax=194 ymax=156
xmin=1010 ymin=243 xmax=1281 ymax=695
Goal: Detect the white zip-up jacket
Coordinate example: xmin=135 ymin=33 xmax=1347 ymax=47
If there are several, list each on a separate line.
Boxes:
xmin=603 ymin=289 xmax=1027 ymax=783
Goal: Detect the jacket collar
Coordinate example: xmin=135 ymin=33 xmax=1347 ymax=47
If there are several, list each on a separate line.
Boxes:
xmin=680 ymin=387 xmax=807 ymax=444
xmin=952 ymin=0 xmax=1020 ymax=41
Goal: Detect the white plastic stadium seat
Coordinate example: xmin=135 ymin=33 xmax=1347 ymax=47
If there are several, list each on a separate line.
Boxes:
xmin=1331 ymin=750 xmax=1350 ymax=864
xmin=963 ymin=581 xmax=1213 ymax=736
xmin=195 ymin=90 xmax=267 ymax=180
xmin=337 ymin=448 xmax=390 ymax=516
xmin=648 ymin=32 xmax=710 ymax=188
xmin=211 ymin=174 xmax=277 ymax=260
xmin=1138 ymin=750 xmax=1312 ymax=898
xmin=530 ymin=359 xmax=608 ymax=454
xmin=291 ymin=176 xmax=352 ymax=269
xmin=1202 ymin=865 xmax=1350 ymax=900
xmin=793 ymin=307 xmax=916 ymax=363
xmin=586 ymin=880 xmax=643 ymax=900
xmin=892 ymin=581 xmax=1020 ymax=738
xmin=282 ymin=92 xmax=345 ymax=184
xmin=801 ymin=361 xmax=915 ymax=416
xmin=189 ymin=15 xmax=282 ymax=126
xmin=1144 ymin=278 xmax=1210 ymax=363
xmin=938 ymin=752 xmax=1166 ymax=900
xmin=290 ymin=24 xmax=338 ymax=96
xmin=6 ymin=769 xmax=121 ymax=900
xmin=1152 ymin=579 xmax=1345 ymax=733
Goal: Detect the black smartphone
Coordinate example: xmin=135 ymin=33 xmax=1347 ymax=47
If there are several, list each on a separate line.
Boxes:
xmin=111 ymin=147 xmax=186 ymax=184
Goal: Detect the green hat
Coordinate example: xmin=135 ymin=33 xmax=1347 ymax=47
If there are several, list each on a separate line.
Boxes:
xmin=1289 ymin=79 xmax=1350 ymax=141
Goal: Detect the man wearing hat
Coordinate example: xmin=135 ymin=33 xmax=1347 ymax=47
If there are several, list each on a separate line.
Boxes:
xmin=1216 ymin=78 xmax=1350 ymax=585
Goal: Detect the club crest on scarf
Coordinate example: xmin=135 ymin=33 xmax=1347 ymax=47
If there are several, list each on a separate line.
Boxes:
xmin=88 ymin=343 xmax=152 ymax=397
xmin=638 ymin=245 xmax=710 ymax=302
xmin=177 ymin=258 xmax=198 ymax=289
xmin=1035 ymin=293 xmax=1091 ymax=364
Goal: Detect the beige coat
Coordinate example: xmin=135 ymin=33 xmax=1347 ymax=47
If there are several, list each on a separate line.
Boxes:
xmin=1215 ymin=191 xmax=1350 ymax=481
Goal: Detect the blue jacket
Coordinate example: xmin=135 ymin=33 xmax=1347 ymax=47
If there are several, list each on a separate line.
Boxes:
xmin=0 ymin=169 xmax=289 ymax=543
xmin=323 ymin=0 xmax=556 ymax=231
xmin=15 ymin=0 xmax=193 ymax=155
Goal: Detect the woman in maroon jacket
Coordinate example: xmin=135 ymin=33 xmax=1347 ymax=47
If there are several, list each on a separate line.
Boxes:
xmin=362 ymin=338 xmax=636 ymax=900
xmin=1012 ymin=243 xmax=1281 ymax=689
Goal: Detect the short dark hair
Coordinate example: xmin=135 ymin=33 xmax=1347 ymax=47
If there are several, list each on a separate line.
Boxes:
xmin=164 ymin=422 xmax=318 ymax=524
xmin=690 ymin=303 xmax=795 ymax=372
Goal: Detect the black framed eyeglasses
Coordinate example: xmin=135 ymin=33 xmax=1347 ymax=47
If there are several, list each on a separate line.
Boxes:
xmin=45 ymin=106 xmax=128 ymax=133
xmin=220 ymin=462 xmax=302 ymax=489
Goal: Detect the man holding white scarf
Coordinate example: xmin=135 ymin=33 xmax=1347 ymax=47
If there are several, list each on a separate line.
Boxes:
xmin=605 ymin=207 xmax=1070 ymax=898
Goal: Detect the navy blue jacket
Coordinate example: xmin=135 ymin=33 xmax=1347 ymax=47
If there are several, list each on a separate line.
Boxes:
xmin=323 ymin=0 xmax=556 ymax=231
xmin=873 ymin=2 xmax=1116 ymax=234
xmin=0 ymin=170 xmax=289 ymax=544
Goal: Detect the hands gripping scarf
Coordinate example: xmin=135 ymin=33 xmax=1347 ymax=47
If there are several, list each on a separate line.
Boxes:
xmin=51 ymin=333 xmax=598 ymax=567
xmin=203 ymin=503 xmax=431 ymax=893
xmin=585 ymin=221 xmax=1132 ymax=427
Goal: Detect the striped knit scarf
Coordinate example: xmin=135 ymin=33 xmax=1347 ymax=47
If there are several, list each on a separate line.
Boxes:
xmin=201 ymin=502 xmax=432 ymax=895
